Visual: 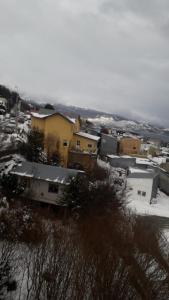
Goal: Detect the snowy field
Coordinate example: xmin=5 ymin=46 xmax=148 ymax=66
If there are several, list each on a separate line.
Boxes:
xmin=127 ymin=190 xmax=169 ymax=218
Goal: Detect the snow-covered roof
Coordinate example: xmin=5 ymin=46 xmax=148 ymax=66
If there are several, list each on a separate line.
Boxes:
xmin=128 ymin=167 xmax=157 ymax=179
xmin=31 ymin=112 xmax=49 ymax=118
xmin=11 ymin=161 xmax=84 ymax=184
xmin=74 ymin=132 xmax=100 ymax=141
xmin=31 ymin=110 xmax=76 ymax=124
xmin=107 ymin=155 xmax=119 ymax=159
xmin=129 ymin=167 xmax=150 ymax=174
xmin=136 ymin=158 xmax=154 ymax=166
xmin=107 ymin=154 xmax=135 ymax=159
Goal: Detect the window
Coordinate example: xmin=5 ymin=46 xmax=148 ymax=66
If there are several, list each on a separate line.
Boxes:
xmin=77 ymin=140 xmax=80 ymax=146
xmin=63 ymin=140 xmax=68 ymax=147
xmin=48 ymin=183 xmax=59 ymax=194
xmin=138 ymin=190 xmax=141 ymax=195
xmin=142 ymin=191 xmax=146 ymax=197
xmin=88 ymin=144 xmax=92 ymax=148
xmin=133 ymin=147 xmax=136 ymax=150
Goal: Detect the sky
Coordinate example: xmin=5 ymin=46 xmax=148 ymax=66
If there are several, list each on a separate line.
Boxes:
xmin=0 ymin=0 xmax=169 ymax=125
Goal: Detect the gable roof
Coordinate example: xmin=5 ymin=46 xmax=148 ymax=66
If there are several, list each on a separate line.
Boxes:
xmin=11 ymin=161 xmax=84 ymax=184
xmin=74 ymin=132 xmax=100 ymax=142
xmin=31 ymin=109 xmax=76 ymax=124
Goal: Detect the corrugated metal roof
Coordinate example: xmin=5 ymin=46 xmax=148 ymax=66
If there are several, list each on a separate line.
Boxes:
xmin=11 ymin=161 xmax=84 ymax=184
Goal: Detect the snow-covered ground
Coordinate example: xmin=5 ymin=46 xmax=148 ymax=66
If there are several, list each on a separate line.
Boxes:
xmin=98 ymin=158 xmax=169 ymax=219
xmin=127 ymin=190 xmax=169 ymax=218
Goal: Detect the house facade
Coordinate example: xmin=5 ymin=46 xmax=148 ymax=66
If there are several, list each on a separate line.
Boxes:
xmin=31 ymin=111 xmax=80 ymax=167
xmin=127 ymin=167 xmax=158 ymax=203
xmin=31 ymin=110 xmax=100 ymax=167
xmin=10 ymin=161 xmax=84 ymax=205
xmin=71 ymin=132 xmax=100 ymax=154
xmin=119 ymin=137 xmax=141 ymax=155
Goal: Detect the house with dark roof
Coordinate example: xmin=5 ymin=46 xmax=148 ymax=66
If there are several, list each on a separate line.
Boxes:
xmin=10 ymin=161 xmax=84 ymax=205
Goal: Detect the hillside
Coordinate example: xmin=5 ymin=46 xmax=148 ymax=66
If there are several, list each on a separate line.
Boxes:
xmin=0 ymin=84 xmax=167 ymax=139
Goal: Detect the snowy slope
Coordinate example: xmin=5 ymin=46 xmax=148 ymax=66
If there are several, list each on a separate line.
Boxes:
xmin=127 ymin=190 xmax=169 ymax=218
xmin=88 ymin=116 xmax=157 ymax=131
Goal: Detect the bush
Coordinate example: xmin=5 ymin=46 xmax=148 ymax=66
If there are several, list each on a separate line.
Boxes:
xmin=62 ymin=172 xmax=122 ymax=217
xmin=0 ymin=206 xmax=47 ymax=244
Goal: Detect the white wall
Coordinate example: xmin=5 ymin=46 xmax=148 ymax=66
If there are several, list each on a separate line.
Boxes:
xmin=127 ymin=177 xmax=153 ymax=203
xmin=22 ymin=178 xmax=64 ymax=205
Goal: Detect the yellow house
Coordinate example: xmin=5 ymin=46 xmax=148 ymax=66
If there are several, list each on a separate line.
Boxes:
xmin=119 ymin=137 xmax=141 ymax=155
xmin=71 ymin=132 xmax=100 ymax=153
xmin=31 ymin=111 xmax=80 ymax=167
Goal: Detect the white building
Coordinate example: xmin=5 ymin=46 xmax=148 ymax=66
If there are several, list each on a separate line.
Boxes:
xmin=127 ymin=167 xmax=158 ymax=204
xmin=10 ymin=161 xmax=84 ymax=205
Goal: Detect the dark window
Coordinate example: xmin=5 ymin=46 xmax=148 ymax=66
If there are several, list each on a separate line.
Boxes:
xmin=88 ymin=144 xmax=92 ymax=148
xmin=48 ymin=183 xmax=59 ymax=194
xmin=138 ymin=190 xmax=141 ymax=195
xmin=142 ymin=191 xmax=146 ymax=197
xmin=133 ymin=147 xmax=136 ymax=150
xmin=63 ymin=140 xmax=68 ymax=147
xmin=77 ymin=140 xmax=80 ymax=146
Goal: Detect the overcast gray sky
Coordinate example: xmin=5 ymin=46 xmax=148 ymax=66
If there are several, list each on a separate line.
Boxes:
xmin=0 ymin=0 xmax=169 ymax=125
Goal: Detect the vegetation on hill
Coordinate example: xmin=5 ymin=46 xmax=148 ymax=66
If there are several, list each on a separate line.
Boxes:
xmin=19 ymin=129 xmax=45 ymax=162
xmin=44 ymin=103 xmax=54 ymax=110
xmin=0 ymin=84 xmax=38 ymax=112
xmin=0 ymin=196 xmax=169 ymax=299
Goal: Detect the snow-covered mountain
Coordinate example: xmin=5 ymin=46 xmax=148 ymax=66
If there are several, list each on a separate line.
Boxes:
xmin=51 ymin=103 xmax=162 ymax=132
xmin=87 ymin=115 xmax=161 ymax=132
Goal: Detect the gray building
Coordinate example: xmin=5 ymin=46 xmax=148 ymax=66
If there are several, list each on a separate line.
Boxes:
xmin=100 ymin=133 xmax=117 ymax=156
xmin=107 ymin=155 xmax=136 ymax=169
xmin=11 ymin=161 xmax=84 ymax=205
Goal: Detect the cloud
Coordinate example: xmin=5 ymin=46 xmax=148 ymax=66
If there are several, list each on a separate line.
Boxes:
xmin=0 ymin=0 xmax=169 ymax=125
